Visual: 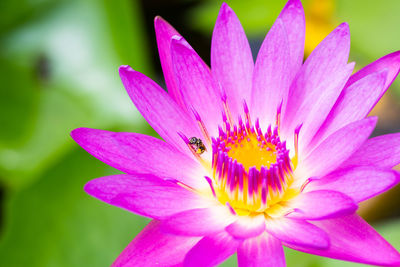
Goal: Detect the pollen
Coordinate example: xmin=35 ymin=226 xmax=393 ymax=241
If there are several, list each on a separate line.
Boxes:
xmin=226 ymin=131 xmax=277 ymax=171
xmin=209 ymin=103 xmax=300 ymax=216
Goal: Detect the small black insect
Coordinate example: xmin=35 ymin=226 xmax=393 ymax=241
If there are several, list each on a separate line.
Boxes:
xmin=189 ymin=137 xmax=206 ymax=155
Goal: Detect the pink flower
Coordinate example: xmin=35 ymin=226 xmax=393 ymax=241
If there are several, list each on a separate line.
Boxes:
xmin=71 ymin=1 xmax=400 ymax=266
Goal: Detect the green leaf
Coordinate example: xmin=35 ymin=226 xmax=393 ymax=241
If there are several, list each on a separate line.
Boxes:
xmin=0 ymin=148 xmax=149 ymax=267
xmin=0 ymin=0 xmax=57 ymax=34
xmin=0 ymin=0 xmax=153 ymax=189
xmin=0 ymin=56 xmax=39 ymax=145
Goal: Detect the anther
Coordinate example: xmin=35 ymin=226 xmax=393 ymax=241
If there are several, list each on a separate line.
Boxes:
xmin=190 ymin=107 xmax=211 ymax=146
xmin=293 ymin=124 xmax=303 ymax=168
xmin=276 ymin=100 xmax=283 ymax=134
xmin=222 ymin=93 xmax=234 ymax=127
xmin=204 ymin=176 xmax=217 ymax=198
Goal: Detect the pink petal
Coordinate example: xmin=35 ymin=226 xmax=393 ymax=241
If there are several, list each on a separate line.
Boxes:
xmin=154 ymin=17 xmax=186 ymax=110
xmin=346 ymin=50 xmax=400 ymax=92
xmin=84 ymin=174 xmax=210 ymax=220
xmin=286 ymin=190 xmax=357 ymax=220
xmin=183 ymin=231 xmax=240 ymax=267
xmin=71 ymin=128 xmax=208 ymax=189
xmin=343 ymin=133 xmax=400 ymax=169
xmin=282 ymin=23 xmax=350 ymax=144
xmin=251 ymin=18 xmax=290 ymax=127
xmin=265 ymin=217 xmax=329 ymax=249
xmin=225 ymin=214 xmax=265 ymax=239
xmin=112 ymin=220 xmax=201 ymax=267
xmin=237 ymin=233 xmax=285 ymax=267
xmin=295 ymin=117 xmax=377 ymax=183
xmin=298 ymin=63 xmax=355 ymax=152
xmin=119 ymin=66 xmax=201 ymax=156
xmin=211 ymin=3 xmax=254 ymax=118
xmin=286 ymin=214 xmax=400 ymax=266
xmin=312 ymin=70 xmax=387 ymax=147
xmin=171 ymin=37 xmax=223 ymax=137
xmin=305 ymin=166 xmax=400 ymax=203
xmin=160 ymin=205 xmax=237 ymax=236
xmin=277 ymin=0 xmax=305 ymax=80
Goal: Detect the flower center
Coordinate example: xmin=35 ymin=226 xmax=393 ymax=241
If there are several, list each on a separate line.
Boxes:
xmin=210 ymin=108 xmax=298 ymax=216
xmin=180 ymin=101 xmax=301 ymax=217
xmin=225 ymin=129 xmax=277 ymax=171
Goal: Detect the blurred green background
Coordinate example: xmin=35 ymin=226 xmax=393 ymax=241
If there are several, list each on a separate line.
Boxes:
xmin=0 ymin=0 xmax=399 ymax=266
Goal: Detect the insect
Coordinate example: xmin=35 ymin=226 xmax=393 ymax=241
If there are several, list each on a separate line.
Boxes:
xmin=189 ymin=137 xmax=206 ymax=155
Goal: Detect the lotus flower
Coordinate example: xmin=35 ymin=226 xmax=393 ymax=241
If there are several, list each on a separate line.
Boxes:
xmin=71 ymin=0 xmax=400 ymax=266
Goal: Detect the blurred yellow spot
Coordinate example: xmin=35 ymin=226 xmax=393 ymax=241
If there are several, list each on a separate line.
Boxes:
xmin=305 ymin=0 xmax=336 ymax=56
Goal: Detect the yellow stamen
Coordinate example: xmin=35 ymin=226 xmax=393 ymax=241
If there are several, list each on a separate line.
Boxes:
xmin=226 ymin=134 xmax=277 ymax=171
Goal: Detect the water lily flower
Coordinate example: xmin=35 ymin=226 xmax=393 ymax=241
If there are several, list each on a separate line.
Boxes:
xmin=71 ymin=0 xmax=400 ymax=266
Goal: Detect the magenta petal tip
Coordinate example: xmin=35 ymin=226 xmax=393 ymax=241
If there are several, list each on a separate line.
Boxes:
xmin=285 ymin=0 xmax=303 ymax=9
xmin=336 ymin=22 xmax=350 ymax=36
xmin=70 ymin=127 xmax=83 ymax=139
xmin=118 ymin=65 xmax=135 ymax=75
xmin=220 ymin=2 xmax=230 ymax=9
xmin=219 ymin=2 xmax=234 ymax=15
xmin=154 ymin=15 xmax=165 ymax=25
xmin=70 ymin=127 xmax=93 ymax=144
